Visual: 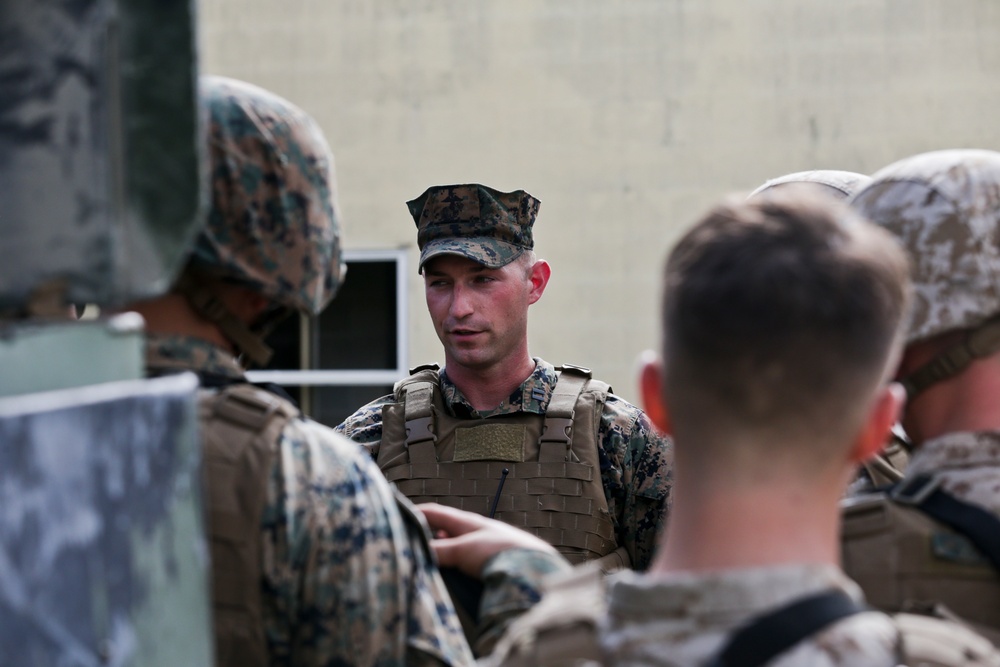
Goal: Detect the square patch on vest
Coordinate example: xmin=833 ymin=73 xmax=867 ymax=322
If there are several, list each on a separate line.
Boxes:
xmin=454 ymin=424 xmax=526 ymax=462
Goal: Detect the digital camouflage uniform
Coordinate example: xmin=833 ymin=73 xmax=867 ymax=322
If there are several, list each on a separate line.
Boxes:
xmin=842 ymin=149 xmax=1000 ymax=642
xmin=153 ymin=80 xmax=566 ymax=666
xmin=481 ymin=563 xmax=1000 ymax=666
xmin=336 ymin=358 xmax=673 ymax=571
xmin=148 ymin=333 xmax=566 ymax=664
xmin=338 ymin=184 xmax=672 ymax=571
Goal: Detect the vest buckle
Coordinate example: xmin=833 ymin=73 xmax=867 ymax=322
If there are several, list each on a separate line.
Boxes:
xmin=405 ymin=415 xmax=437 ymax=446
xmin=890 ymin=473 xmax=941 ymax=506
xmin=540 ymin=417 xmax=573 ymax=444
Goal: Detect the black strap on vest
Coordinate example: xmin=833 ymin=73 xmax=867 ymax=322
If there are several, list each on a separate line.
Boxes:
xmin=890 ymin=474 xmax=1000 ymax=572
xmin=707 ymin=591 xmax=867 ymax=667
xmin=194 ymin=371 xmax=301 ymax=410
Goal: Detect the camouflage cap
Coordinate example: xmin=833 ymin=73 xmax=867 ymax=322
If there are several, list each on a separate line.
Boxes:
xmin=407 ymin=184 xmax=540 ymax=272
xmin=749 ymin=170 xmax=872 ymax=200
xmin=189 ymin=76 xmax=345 ymax=315
xmin=851 ymin=149 xmax=1000 ymax=344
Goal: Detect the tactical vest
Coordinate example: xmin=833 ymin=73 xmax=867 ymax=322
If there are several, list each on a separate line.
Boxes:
xmin=199 ymin=382 xmax=298 ymax=667
xmin=378 ymin=364 xmax=622 ymax=567
xmin=485 ymin=565 xmax=1000 ymax=667
xmin=842 ymin=485 xmax=1000 ymax=645
xmin=859 ymin=435 xmax=910 ymax=489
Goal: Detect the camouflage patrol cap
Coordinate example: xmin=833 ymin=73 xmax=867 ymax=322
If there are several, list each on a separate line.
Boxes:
xmin=407 ymin=184 xmax=540 ymax=272
xmin=188 ymin=76 xmax=345 ymax=315
xmin=750 ymin=170 xmax=872 ymax=200
xmin=851 ymin=149 xmax=1000 ymax=344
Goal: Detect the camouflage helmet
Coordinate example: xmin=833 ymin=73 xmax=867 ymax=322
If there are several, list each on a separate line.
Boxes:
xmin=851 ymin=149 xmax=1000 ymax=345
xmin=188 ymin=76 xmax=345 ymax=315
xmin=750 ymin=170 xmax=871 ymax=200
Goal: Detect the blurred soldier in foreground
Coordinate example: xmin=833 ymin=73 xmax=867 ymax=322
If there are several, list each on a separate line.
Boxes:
xmin=750 ymin=169 xmax=912 ymax=490
xmin=433 ymin=191 xmax=999 ymax=666
xmin=336 ymin=184 xmax=673 ymax=576
xmin=121 ymin=76 xmax=562 ymax=666
xmin=842 ymin=149 xmax=1000 ymax=644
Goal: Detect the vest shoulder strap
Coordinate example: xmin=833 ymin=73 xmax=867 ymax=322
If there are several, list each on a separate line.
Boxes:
xmin=894 ymin=612 xmax=1000 ymax=667
xmin=393 ymin=367 xmax=441 ymax=449
xmin=539 ymin=365 xmax=609 ymax=453
xmin=890 ymin=474 xmax=1000 ymax=572
xmin=706 ymin=591 xmax=866 ymax=667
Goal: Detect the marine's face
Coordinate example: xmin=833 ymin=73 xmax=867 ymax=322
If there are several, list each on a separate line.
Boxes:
xmin=423 ymin=254 xmax=533 ymax=374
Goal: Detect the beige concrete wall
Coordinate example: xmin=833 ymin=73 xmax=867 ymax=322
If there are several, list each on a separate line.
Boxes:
xmin=200 ymin=0 xmax=1000 ymax=403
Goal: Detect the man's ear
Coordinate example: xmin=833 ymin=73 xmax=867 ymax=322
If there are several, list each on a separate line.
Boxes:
xmin=850 ymin=382 xmax=906 ymax=464
xmin=527 ymin=259 xmax=551 ymax=305
xmin=639 ymin=351 xmax=672 ymax=436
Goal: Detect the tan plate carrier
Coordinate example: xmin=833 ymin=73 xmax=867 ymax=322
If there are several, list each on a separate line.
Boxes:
xmin=842 ymin=491 xmax=1000 ymax=645
xmin=378 ymin=364 xmax=625 ymax=567
xmin=200 ymin=383 xmax=299 ymax=667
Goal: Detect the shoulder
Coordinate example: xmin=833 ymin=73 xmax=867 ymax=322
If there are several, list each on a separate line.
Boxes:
xmin=334 ymin=392 xmax=395 ymax=441
xmin=483 ymin=563 xmax=609 ymax=667
xmin=275 ymin=417 xmax=400 ymax=519
xmin=893 ymin=613 xmax=1000 ymax=667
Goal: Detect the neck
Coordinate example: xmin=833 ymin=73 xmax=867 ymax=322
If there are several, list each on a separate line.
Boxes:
xmin=651 ymin=460 xmax=845 ymax=575
xmin=127 ymin=293 xmax=235 ymax=353
xmin=444 ymin=352 xmax=536 ymax=411
xmin=904 ymin=357 xmax=1000 ymax=444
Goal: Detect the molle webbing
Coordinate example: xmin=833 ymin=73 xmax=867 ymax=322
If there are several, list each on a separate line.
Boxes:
xmin=200 ymin=383 xmax=298 ymax=667
xmin=378 ymin=365 xmax=619 ymax=564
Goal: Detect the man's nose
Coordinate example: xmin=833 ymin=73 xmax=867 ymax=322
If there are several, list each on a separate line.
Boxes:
xmin=449 ymin=284 xmax=474 ymax=318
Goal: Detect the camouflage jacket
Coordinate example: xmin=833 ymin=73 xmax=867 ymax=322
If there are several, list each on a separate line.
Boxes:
xmin=335 ymin=358 xmax=674 ymax=570
xmin=147 ymin=333 xmax=568 ymax=666
xmin=483 ymin=564 xmax=919 ymax=667
xmin=905 ymin=430 xmax=1000 ymax=516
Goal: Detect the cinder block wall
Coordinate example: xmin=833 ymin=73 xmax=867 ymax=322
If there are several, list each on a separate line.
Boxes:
xmin=200 ymin=0 xmax=1000 ymax=403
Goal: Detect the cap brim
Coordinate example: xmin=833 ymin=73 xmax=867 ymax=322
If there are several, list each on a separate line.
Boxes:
xmin=418 ymin=237 xmax=525 ymax=272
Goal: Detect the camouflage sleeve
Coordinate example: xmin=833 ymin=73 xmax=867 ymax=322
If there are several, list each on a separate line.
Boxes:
xmin=333 ymin=392 xmax=393 ymax=458
xmin=597 ymin=395 xmax=673 ymax=570
xmin=474 ymin=548 xmax=572 ymax=656
xmin=262 ymin=419 xmax=475 ymax=667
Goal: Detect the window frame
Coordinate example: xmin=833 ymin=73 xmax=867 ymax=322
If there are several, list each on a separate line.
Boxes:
xmin=246 ymin=248 xmax=409 ymax=386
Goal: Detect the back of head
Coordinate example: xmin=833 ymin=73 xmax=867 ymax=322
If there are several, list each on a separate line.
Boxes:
xmin=750 ymin=170 xmax=872 ymax=201
xmin=175 ymin=76 xmax=346 ymax=365
xmin=662 ymin=191 xmax=910 ymax=457
xmin=851 ymin=149 xmax=1000 ymax=398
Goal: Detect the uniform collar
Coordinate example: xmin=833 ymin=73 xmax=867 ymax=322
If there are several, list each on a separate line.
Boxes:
xmin=439 ymin=358 xmax=558 ymax=418
xmin=907 ymin=430 xmax=1000 ymax=477
xmin=145 ymin=332 xmax=246 ymax=380
xmin=606 ymin=563 xmax=861 ymax=621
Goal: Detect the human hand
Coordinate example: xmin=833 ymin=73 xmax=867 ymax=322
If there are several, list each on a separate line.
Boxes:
xmin=417 ymin=502 xmax=560 ymax=578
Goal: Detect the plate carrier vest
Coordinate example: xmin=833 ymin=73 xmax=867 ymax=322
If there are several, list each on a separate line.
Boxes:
xmin=200 ymin=382 xmax=299 ymax=667
xmin=842 ymin=476 xmax=1000 ymax=645
xmin=378 ymin=364 xmax=624 ymax=567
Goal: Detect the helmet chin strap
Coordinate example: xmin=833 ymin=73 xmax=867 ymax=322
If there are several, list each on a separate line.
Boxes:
xmin=900 ymin=315 xmax=1000 ymax=400
xmin=174 ymin=272 xmax=274 ymax=368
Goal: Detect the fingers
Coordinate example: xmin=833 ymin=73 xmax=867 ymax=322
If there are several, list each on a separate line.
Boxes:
xmin=430 ymin=535 xmax=466 ymax=571
xmin=417 ymin=502 xmax=491 ymax=538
